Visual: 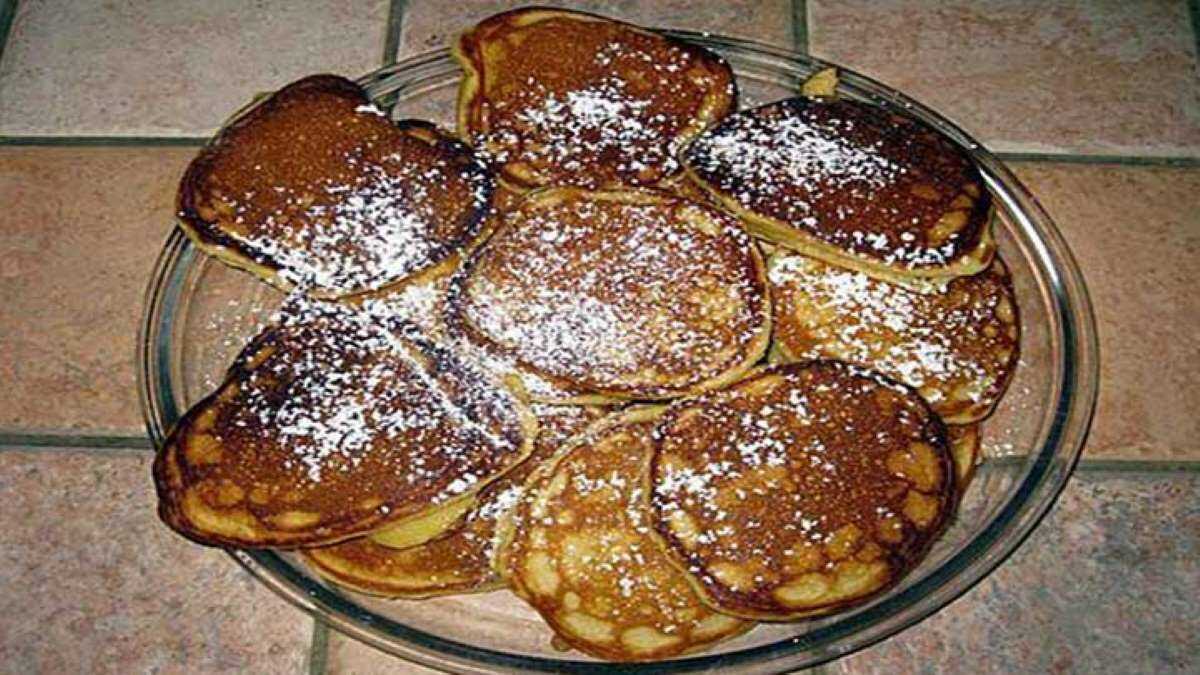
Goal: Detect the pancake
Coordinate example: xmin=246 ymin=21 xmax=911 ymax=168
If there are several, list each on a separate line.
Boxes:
xmin=452 ymin=187 xmax=771 ymax=401
xmin=496 ymin=407 xmax=752 ymax=661
xmin=303 ymin=403 xmax=604 ymax=598
xmin=178 ymin=74 xmax=494 ymax=298
xmin=661 ymin=172 xmax=719 ymax=208
xmin=947 ymin=424 xmax=981 ymax=493
xmin=449 ymin=324 xmax=608 ymax=404
xmin=647 ymin=361 xmax=954 ymax=621
xmin=367 ymin=401 xmax=606 ymax=550
xmin=153 ymin=296 xmax=537 ymax=548
xmin=342 ymin=185 xmax=525 ymax=343
xmin=768 ymin=252 xmax=1019 ymax=423
xmin=682 ymin=96 xmax=995 ymax=288
xmin=454 ymin=7 xmax=736 ymax=190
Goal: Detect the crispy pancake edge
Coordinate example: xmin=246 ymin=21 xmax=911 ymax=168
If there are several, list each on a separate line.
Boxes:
xmin=684 ymin=160 xmax=996 ymax=290
xmin=681 ymin=100 xmax=997 ymax=290
xmin=452 ymin=7 xmax=737 ymax=191
xmin=177 ymin=74 xmax=495 ymax=299
xmin=493 ymin=405 xmax=755 ymax=660
xmin=643 ymin=360 xmax=957 ymax=621
xmin=301 ymin=538 xmax=507 ymax=600
xmin=152 ymin=332 xmax=540 ymax=549
xmin=492 ymin=405 xmax=668 ymax=586
xmin=302 ymin=403 xmax=607 ymax=598
xmin=450 ymin=186 xmax=773 ymax=402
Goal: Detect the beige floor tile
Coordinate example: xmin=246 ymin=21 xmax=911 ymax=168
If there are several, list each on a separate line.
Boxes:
xmin=1010 ymin=162 xmax=1200 ymax=458
xmin=0 ymin=450 xmax=315 ymax=673
xmin=394 ymin=0 xmax=796 ymax=59
xmin=809 ymin=0 xmax=1200 ymax=155
xmin=325 ymin=629 xmax=442 ymax=674
xmin=0 ymin=147 xmax=193 ymax=434
xmin=0 ymin=0 xmax=389 ymax=136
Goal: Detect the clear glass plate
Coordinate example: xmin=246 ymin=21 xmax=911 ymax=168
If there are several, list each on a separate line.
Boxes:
xmin=138 ymin=32 xmax=1099 ymax=673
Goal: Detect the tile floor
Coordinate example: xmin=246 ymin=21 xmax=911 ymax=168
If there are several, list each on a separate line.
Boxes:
xmin=0 ymin=1 xmax=1197 ymax=673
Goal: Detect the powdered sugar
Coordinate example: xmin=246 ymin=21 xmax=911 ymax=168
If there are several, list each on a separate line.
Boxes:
xmin=232 ymin=159 xmax=488 ymax=295
xmin=224 ymin=293 xmax=525 ymax=497
xmin=771 ymin=254 xmax=1016 ymax=409
xmin=460 ymin=194 xmax=767 ymax=395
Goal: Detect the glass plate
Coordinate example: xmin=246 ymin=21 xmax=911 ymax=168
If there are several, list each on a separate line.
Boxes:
xmin=138 ymin=32 xmax=1099 ymax=673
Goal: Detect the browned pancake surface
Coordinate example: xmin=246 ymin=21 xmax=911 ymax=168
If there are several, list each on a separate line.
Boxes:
xmin=153 ymin=296 xmax=536 ymax=548
xmin=684 ymin=97 xmax=992 ymax=276
xmin=648 ymin=361 xmax=954 ymax=620
xmin=455 ymin=8 xmax=735 ymax=190
xmin=341 ymin=185 xmax=524 ymax=343
xmin=303 ymin=403 xmax=603 ymax=597
xmin=770 ymin=253 xmax=1019 ymax=423
xmin=498 ymin=408 xmax=751 ymax=660
xmin=454 ymin=188 xmax=770 ymax=400
xmin=179 ymin=74 xmax=493 ymax=297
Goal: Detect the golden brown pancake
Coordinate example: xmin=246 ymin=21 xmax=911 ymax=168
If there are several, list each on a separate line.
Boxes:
xmin=647 ymin=361 xmax=954 ymax=620
xmin=683 ymin=96 xmax=995 ymax=287
xmin=454 ymin=7 xmax=735 ymax=190
xmin=947 ymin=424 xmax=981 ymax=493
xmin=769 ymin=252 xmax=1019 ymax=423
xmin=178 ymin=74 xmax=494 ymax=298
xmin=153 ymin=296 xmax=537 ymax=548
xmin=303 ymin=403 xmax=604 ymax=598
xmin=496 ymin=407 xmax=752 ymax=661
xmin=452 ymin=188 xmax=771 ymax=401
xmin=341 ymin=185 xmax=525 ymax=343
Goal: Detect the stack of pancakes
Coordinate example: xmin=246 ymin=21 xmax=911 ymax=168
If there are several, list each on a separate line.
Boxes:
xmin=158 ymin=7 xmax=1019 ymax=662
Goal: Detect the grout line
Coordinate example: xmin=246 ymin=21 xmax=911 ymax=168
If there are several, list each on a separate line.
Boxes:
xmin=382 ymin=0 xmax=408 ymax=67
xmin=0 ymin=0 xmax=17 ymax=71
xmin=0 ymin=135 xmax=208 ymax=147
xmin=791 ymin=0 xmax=809 ymax=54
xmin=995 ymin=151 xmax=1200 ymax=168
xmin=1074 ymin=459 xmax=1200 ymax=474
xmin=0 ymin=432 xmax=152 ymax=450
xmin=308 ymin=619 xmax=331 ymax=675
xmin=1189 ymin=0 xmax=1200 ymax=65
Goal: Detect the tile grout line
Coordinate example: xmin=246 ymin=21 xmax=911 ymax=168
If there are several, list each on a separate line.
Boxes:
xmin=0 ymin=0 xmax=15 ymax=67
xmin=1070 ymin=459 xmax=1200 ymax=474
xmin=0 ymin=0 xmax=16 ymax=71
xmin=791 ymin=0 xmax=809 ymax=54
xmin=994 ymin=151 xmax=1200 ymax=168
xmin=0 ymin=135 xmax=208 ymax=146
xmin=307 ymin=619 xmax=330 ymax=675
xmin=1188 ymin=0 xmax=1200 ymax=64
xmin=0 ymin=432 xmax=152 ymax=450
xmin=382 ymin=0 xmax=408 ymax=67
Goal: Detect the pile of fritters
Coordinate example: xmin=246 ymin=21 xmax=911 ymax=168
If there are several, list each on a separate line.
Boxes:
xmin=156 ymin=7 xmax=1019 ymax=662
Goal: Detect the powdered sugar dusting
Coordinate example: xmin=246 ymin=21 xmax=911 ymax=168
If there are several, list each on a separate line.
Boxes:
xmin=686 ymin=97 xmax=985 ymax=269
xmin=460 ymin=194 xmax=766 ymax=395
xmin=651 ymin=362 xmax=948 ymax=593
xmin=217 ymin=292 xmax=525 ymax=506
xmin=771 ymin=254 xmax=1017 ymax=412
xmin=471 ymin=28 xmax=729 ymax=188
xmin=231 ymin=157 xmax=489 ymax=294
